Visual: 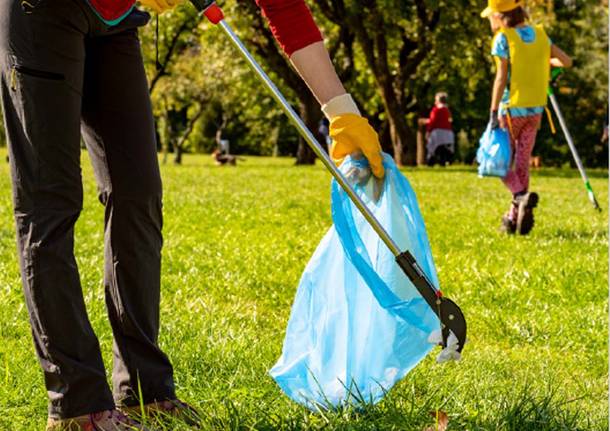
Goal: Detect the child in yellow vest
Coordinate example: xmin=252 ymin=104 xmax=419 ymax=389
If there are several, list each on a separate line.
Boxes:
xmin=482 ymin=0 xmax=572 ymax=235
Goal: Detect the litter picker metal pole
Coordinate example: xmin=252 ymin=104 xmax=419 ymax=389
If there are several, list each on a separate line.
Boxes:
xmin=548 ymin=69 xmax=601 ymax=212
xmin=189 ymin=1 xmax=466 ymax=352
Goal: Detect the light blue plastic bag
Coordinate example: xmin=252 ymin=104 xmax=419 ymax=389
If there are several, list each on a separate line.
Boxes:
xmin=270 ymin=154 xmax=440 ymax=409
xmin=476 ymin=125 xmax=512 ymax=177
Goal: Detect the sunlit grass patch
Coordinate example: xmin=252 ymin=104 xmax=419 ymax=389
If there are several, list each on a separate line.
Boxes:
xmin=0 ymin=150 xmax=606 ymax=430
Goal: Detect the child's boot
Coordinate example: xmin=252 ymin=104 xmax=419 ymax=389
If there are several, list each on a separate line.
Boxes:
xmin=514 ymin=192 xmax=539 ymax=235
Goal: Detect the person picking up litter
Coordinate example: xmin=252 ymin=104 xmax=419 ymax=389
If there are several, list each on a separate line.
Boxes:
xmin=0 ymin=0 xmax=383 ymax=430
xmin=482 ymin=0 xmax=572 ymax=235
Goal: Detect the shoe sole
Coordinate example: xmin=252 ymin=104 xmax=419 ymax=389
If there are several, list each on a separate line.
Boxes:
xmin=517 ymin=192 xmax=539 ymax=235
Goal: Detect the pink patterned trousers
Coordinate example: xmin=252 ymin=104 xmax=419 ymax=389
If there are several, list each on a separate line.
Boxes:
xmin=502 ymin=114 xmax=542 ymax=195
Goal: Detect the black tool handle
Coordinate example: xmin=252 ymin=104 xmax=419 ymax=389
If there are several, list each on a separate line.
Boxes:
xmin=396 ymin=251 xmax=439 ymax=309
xmin=396 ymin=251 xmax=467 ymax=352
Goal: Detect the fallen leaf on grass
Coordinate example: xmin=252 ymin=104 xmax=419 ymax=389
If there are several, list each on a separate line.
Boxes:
xmin=424 ymin=410 xmax=449 ymax=431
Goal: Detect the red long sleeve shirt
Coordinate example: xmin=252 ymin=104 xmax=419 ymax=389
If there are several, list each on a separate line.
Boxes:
xmin=426 ymin=105 xmax=453 ymax=132
xmin=256 ymin=0 xmax=323 ymax=56
xmin=88 ymin=0 xmax=323 ymax=56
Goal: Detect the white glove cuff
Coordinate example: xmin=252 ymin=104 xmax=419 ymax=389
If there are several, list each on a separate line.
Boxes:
xmin=321 ymin=93 xmax=360 ymax=119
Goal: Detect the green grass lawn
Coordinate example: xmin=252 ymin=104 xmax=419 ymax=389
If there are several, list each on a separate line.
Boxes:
xmin=0 ymin=150 xmax=607 ymax=430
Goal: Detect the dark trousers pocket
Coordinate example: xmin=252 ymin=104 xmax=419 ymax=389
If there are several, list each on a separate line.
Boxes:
xmin=15 ymin=65 xmax=65 ymax=81
xmin=8 ymin=62 xmax=83 ymax=211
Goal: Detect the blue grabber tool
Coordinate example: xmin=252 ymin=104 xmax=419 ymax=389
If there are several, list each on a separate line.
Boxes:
xmin=188 ymin=0 xmax=467 ymax=355
xmin=548 ymin=68 xmax=602 ymax=212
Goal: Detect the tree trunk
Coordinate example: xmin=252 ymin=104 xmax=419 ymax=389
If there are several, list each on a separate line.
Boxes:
xmin=416 ymin=121 xmax=426 ymax=166
xmin=174 ymin=145 xmax=183 ymax=164
xmin=161 ymin=114 xmax=172 ymax=165
xmin=387 ymin=117 xmax=404 ymax=166
xmin=295 ymin=96 xmax=321 ymax=165
xmin=271 ymin=126 xmax=281 ymax=157
xmin=379 ymin=84 xmax=416 ymax=166
xmin=404 ymin=126 xmax=417 ymax=165
xmin=172 ymin=104 xmax=204 ymax=166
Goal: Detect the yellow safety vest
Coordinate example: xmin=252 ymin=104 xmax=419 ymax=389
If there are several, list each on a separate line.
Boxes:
xmin=495 ymin=25 xmax=551 ymax=109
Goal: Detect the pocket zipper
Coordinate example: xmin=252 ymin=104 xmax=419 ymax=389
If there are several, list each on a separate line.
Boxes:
xmin=14 ymin=65 xmax=64 ymax=81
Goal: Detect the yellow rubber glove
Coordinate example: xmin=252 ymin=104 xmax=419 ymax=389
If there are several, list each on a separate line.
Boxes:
xmin=139 ymin=0 xmax=183 ymax=13
xmin=330 ymin=113 xmax=385 ymax=178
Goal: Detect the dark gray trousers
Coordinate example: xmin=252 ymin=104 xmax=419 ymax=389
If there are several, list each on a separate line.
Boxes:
xmin=0 ymin=0 xmax=175 ymax=419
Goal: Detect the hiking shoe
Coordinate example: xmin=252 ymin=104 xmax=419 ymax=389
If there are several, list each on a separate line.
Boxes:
xmin=500 ymin=214 xmax=516 ymax=234
xmin=515 ymin=192 xmax=539 ymax=235
xmin=121 ymin=399 xmax=202 ymax=428
xmin=46 ymin=409 xmax=153 ymax=431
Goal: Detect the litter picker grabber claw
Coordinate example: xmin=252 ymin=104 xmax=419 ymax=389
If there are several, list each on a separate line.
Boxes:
xmin=548 ymin=68 xmax=601 ymax=212
xmin=189 ymin=1 xmax=467 ymax=354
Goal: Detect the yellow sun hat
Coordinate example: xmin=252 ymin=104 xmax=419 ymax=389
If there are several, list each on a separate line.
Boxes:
xmin=480 ymin=0 xmax=523 ymax=18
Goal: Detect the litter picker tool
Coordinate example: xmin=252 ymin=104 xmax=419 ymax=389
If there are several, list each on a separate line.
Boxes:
xmin=189 ymin=0 xmax=467 ymax=354
xmin=548 ymin=68 xmax=601 ymax=212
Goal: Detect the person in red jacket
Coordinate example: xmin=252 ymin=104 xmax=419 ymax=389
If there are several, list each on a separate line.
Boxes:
xmin=0 ymin=1 xmax=383 ymax=430
xmin=421 ymin=92 xmax=455 ymax=166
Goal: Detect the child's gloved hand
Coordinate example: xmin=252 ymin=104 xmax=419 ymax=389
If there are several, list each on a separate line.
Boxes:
xmin=139 ymin=0 xmax=182 ymax=13
xmin=322 ymin=94 xmax=384 ymax=179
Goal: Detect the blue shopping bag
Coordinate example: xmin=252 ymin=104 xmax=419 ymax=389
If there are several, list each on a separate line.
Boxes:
xmin=270 ymin=154 xmax=440 ymax=409
xmin=476 ymin=125 xmax=512 ymax=177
